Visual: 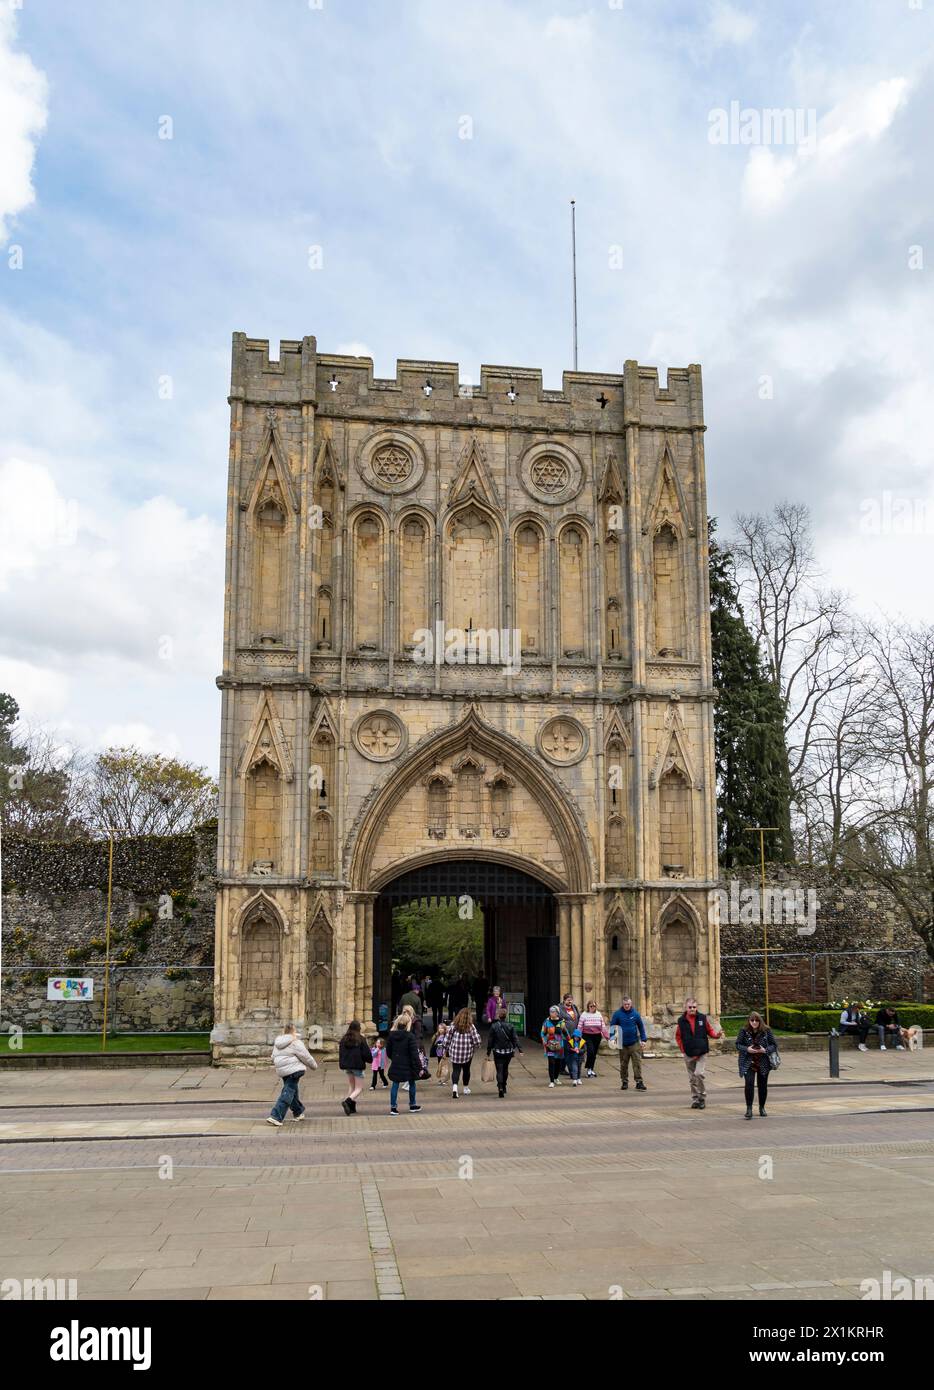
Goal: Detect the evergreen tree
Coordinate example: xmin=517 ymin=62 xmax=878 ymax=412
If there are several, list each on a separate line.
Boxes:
xmin=709 ymin=523 xmax=793 ymax=865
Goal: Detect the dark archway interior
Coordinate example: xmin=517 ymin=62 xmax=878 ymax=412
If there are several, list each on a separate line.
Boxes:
xmin=374 ymin=859 xmax=557 ymax=1035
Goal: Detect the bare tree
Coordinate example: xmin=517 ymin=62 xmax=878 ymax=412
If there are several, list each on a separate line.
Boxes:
xmin=78 ymin=748 xmax=217 ymax=837
xmin=839 ymin=621 xmax=934 ymax=965
xmin=0 ymin=719 xmax=88 ymax=840
xmin=731 ymin=503 xmax=865 ymax=855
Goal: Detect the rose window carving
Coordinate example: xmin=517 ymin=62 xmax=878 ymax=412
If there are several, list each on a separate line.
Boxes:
xmin=372 ymin=444 xmax=413 ymax=483
xmin=352 ymin=710 xmax=408 ymax=762
xmin=537 ymin=716 xmax=589 ymax=765
xmin=530 ymin=455 xmax=570 ymax=494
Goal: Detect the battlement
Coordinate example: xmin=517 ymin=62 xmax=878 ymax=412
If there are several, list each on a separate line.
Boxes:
xmin=230 ymin=333 xmax=704 ymax=429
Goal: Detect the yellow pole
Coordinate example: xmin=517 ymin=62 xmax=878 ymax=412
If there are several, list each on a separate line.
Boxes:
xmin=101 ymin=831 xmax=114 ymax=1051
xmin=743 ymin=826 xmax=779 ymax=1028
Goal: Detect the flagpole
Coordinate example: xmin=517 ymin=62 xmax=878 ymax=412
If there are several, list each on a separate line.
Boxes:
xmin=570 ymin=200 xmax=579 ymax=371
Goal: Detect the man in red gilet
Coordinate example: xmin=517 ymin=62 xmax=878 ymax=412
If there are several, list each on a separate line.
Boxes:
xmin=675 ymin=996 xmax=722 ymax=1110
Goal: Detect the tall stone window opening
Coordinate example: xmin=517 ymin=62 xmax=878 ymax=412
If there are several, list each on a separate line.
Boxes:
xmin=514 ymin=523 xmax=543 ymax=656
xmin=427 ymin=776 xmax=449 ymax=839
xmin=399 ymin=516 xmax=429 ymax=653
xmin=658 ymin=765 xmax=693 ymax=876
xmin=606 ymin=814 xmax=628 ymax=877
xmin=559 ymin=525 xmax=587 ymax=657
xmin=316 ymin=587 xmax=332 ymax=650
xmin=653 ymin=522 xmax=685 ymax=656
xmin=353 ymin=514 xmax=383 ymax=650
xmin=446 ymin=506 xmax=497 ymax=643
xmin=489 ymin=776 xmax=512 ymax=838
xmin=307 ymin=915 xmax=333 ymax=1027
xmin=454 ymin=755 xmax=484 ymax=837
xmin=246 ymin=758 xmax=281 ymax=871
xmin=604 ymin=532 xmax=623 ymax=659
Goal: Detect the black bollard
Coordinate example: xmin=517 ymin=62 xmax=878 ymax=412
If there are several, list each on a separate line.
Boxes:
xmin=829 ymin=1028 xmax=840 ymax=1078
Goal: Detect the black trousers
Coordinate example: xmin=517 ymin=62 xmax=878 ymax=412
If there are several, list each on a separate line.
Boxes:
xmin=744 ymin=1068 xmax=769 ymax=1108
xmin=451 ymin=1061 xmax=472 ymax=1087
xmin=584 ymin=1035 xmax=600 ymax=1071
xmin=370 ymin=1068 xmax=387 ymax=1088
xmin=492 ymin=1052 xmax=512 ymax=1092
xmin=840 ymin=1022 xmax=869 ymax=1045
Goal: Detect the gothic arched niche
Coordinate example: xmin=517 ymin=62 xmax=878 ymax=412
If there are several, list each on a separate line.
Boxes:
xmin=245 ymin=757 xmax=281 ymax=872
xmin=445 ymin=505 xmax=498 ymax=639
xmin=658 ymin=764 xmax=693 ymax=876
xmin=353 ymin=513 xmax=384 ymax=651
xmin=252 ymin=467 xmax=287 ymax=641
xmin=307 ymin=911 xmax=333 ymax=1027
xmin=240 ymin=901 xmax=282 ymax=1017
xmin=657 ymin=914 xmax=697 ymax=1012
xmin=653 ymin=521 xmax=685 ymax=657
xmin=514 ymin=521 xmax=544 ymax=657
xmin=559 ymin=524 xmax=587 ymax=658
xmin=399 ymin=514 xmax=430 ymax=653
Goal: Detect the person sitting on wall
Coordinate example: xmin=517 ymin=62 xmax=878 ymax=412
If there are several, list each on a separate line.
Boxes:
xmin=839 ymin=1001 xmax=869 ymax=1051
xmin=875 ymin=1005 xmax=907 ymax=1051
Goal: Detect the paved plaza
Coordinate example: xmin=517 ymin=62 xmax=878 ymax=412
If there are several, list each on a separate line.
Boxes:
xmin=1 ymin=1048 xmax=932 ymax=1301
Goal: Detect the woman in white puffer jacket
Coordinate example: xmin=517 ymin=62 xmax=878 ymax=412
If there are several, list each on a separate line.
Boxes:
xmin=267 ymin=1024 xmax=318 ymax=1127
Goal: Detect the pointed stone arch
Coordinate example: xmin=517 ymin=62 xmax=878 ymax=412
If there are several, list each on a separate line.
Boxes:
xmin=604 ymin=896 xmax=638 ymax=1007
xmin=641 ymin=435 xmax=693 ymax=537
xmin=347 ymin=705 xmax=593 ymax=894
xmin=237 ymin=691 xmax=294 ymax=783
xmin=237 ymin=890 xmax=287 ymax=1019
xmin=511 ymin=514 xmax=547 ymax=658
xmin=449 ymin=435 xmax=502 ymax=511
xmin=307 ymin=898 xmax=335 ymax=1028
xmin=443 ymin=498 xmax=502 ymax=637
xmin=654 ymin=892 xmax=704 ymax=1014
xmin=244 ymin=416 xmax=299 ymax=518
xmin=648 ymin=701 xmax=700 ymax=790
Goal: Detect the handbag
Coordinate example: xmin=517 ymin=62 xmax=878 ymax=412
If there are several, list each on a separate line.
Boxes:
xmin=417 ymin=1049 xmax=430 ymax=1079
xmin=481 ymin=1056 xmax=496 ymax=1083
xmin=768 ymin=1048 xmax=782 ymax=1070
xmin=607 ymin=1026 xmax=620 ymax=1051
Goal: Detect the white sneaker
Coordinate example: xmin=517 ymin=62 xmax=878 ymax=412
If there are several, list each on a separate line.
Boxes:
xmin=548 ymin=1081 xmax=555 ymax=1088
xmin=266 ymin=1116 xmax=282 ymax=1127
xmin=452 ymin=1086 xmax=459 ymax=1098
xmin=880 ymin=1044 xmax=886 ymax=1051
xmin=858 ymin=1043 xmax=868 ymax=1051
xmin=896 ymin=1045 xmax=905 ymax=1050
xmin=463 ymin=1087 xmax=471 ymax=1095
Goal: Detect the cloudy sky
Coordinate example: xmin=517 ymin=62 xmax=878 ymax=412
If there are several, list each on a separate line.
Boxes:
xmin=1 ymin=0 xmax=931 ymax=773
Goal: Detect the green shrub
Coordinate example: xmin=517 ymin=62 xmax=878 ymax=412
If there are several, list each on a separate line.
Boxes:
xmin=749 ymin=1003 xmax=934 ymax=1033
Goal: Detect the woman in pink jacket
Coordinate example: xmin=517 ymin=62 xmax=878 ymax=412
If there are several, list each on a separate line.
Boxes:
xmin=484 ymin=985 xmax=504 ymax=1025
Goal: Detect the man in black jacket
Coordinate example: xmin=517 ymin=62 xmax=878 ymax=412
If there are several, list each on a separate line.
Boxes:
xmin=487 ymin=1008 xmax=523 ymax=1097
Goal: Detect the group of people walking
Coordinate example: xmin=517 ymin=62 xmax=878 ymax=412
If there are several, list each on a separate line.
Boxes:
xmin=266 ymin=990 xmax=789 ymax=1125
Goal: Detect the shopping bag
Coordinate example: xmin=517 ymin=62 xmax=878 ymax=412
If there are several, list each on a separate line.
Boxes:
xmin=481 ymin=1056 xmax=496 ymax=1084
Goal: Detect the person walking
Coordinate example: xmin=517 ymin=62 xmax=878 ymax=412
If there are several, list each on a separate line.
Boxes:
xmin=447 ymin=975 xmax=469 ymax=1021
xmin=487 ymin=1006 xmax=522 ymax=1097
xmin=399 ymin=981 xmax=423 ymax=1018
xmin=338 ymin=1019 xmax=372 ymax=1116
xmin=267 ymin=1023 xmax=318 ymax=1127
xmin=609 ymin=995 xmax=648 ymax=1092
xmin=578 ymin=999 xmax=608 ymax=1077
xmin=735 ymin=1011 xmax=778 ymax=1119
xmin=431 ymin=1021 xmax=450 ymax=1082
xmin=558 ymin=994 xmax=580 ymax=1077
xmin=541 ymin=1005 xmax=570 ymax=1088
xmin=426 ymin=976 xmax=446 ymax=1032
xmin=839 ymin=1002 xmax=869 ymax=1050
xmin=484 ymin=984 xmax=504 ymax=1025
xmin=567 ymin=1027 xmax=586 ymax=1085
xmin=370 ymin=1036 xmax=388 ymax=1089
xmin=385 ymin=1013 xmax=423 ymax=1115
xmin=443 ymin=1006 xmax=481 ymax=1098
xmin=675 ymin=997 xmax=722 ymax=1110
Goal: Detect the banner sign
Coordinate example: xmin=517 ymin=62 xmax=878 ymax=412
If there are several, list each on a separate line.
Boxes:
xmin=47 ymin=977 xmax=94 ymax=1001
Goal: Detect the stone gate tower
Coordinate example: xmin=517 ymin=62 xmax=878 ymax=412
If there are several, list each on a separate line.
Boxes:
xmin=212 ymin=334 xmax=719 ymax=1062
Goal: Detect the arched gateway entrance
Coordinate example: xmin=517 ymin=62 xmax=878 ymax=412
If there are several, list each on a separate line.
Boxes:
xmin=374 ymin=859 xmax=558 ymax=1036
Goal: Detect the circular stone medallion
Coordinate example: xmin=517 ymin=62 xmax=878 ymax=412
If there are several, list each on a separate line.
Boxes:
xmin=352 ymin=710 xmax=408 ymax=762
xmin=537 ymin=715 xmax=589 ymax=765
xmin=519 ymin=442 xmax=584 ymax=505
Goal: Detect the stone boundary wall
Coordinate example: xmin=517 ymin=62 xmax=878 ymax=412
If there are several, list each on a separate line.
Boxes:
xmin=0 ymin=827 xmax=216 ymax=1034
xmin=717 ymin=862 xmax=934 ymax=1010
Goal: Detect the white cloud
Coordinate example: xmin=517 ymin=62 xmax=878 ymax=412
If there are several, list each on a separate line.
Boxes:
xmin=708 ymin=2 xmax=757 ymax=47
xmin=0 ymin=9 xmax=48 ymax=242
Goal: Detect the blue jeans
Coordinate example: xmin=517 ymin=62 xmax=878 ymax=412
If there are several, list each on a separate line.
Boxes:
xmin=567 ymin=1053 xmax=581 ymax=1080
xmin=390 ymin=1080 xmax=417 ymax=1109
xmin=271 ymin=1070 xmax=305 ymax=1121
